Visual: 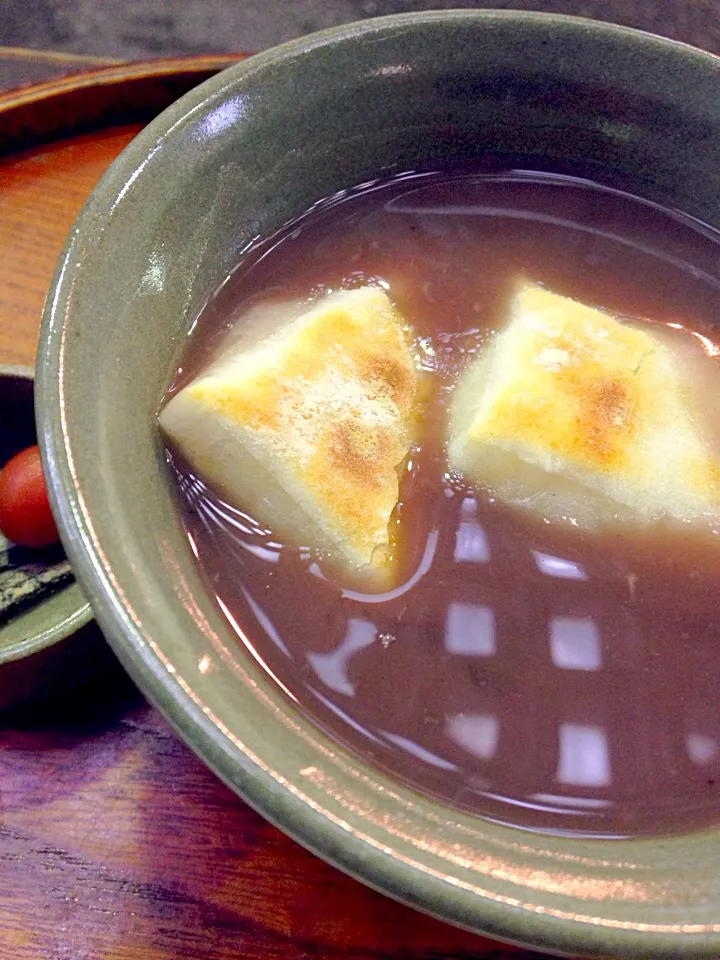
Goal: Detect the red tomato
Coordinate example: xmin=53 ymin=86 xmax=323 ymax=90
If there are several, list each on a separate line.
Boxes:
xmin=0 ymin=445 xmax=59 ymax=548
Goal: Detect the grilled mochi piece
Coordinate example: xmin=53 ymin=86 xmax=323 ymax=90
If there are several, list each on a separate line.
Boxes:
xmin=448 ymin=283 xmax=720 ymax=528
xmin=160 ymin=287 xmax=417 ymax=584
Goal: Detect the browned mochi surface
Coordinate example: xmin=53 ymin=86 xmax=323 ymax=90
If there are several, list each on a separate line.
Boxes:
xmin=160 ymin=287 xmax=417 ymax=585
xmin=449 ymin=283 xmax=720 ymax=527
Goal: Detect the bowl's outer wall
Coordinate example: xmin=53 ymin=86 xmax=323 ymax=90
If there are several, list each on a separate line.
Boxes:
xmin=37 ymin=12 xmax=720 ymax=958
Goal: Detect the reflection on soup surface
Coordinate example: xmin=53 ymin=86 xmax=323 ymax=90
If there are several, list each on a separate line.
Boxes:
xmin=164 ymin=171 xmax=720 ymax=837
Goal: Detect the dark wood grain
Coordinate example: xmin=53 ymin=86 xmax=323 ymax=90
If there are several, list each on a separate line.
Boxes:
xmin=2 ymin=660 xmax=554 ymax=960
xmin=0 ymin=61 xmax=556 ymax=960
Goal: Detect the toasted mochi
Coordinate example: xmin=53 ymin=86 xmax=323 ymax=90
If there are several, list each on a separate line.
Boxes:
xmin=160 ymin=287 xmax=417 ymax=583
xmin=448 ymin=283 xmax=720 ymax=528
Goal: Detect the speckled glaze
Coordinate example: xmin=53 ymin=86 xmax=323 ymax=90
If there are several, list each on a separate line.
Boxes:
xmin=36 ymin=12 xmax=720 ymax=956
xmin=0 ymin=365 xmax=92 ymax=708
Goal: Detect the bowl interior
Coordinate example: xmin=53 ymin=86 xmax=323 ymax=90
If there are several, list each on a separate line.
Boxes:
xmin=37 ymin=12 xmax=720 ymax=957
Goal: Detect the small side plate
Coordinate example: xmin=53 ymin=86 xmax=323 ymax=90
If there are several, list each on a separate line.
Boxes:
xmin=0 ymin=364 xmax=93 ymax=708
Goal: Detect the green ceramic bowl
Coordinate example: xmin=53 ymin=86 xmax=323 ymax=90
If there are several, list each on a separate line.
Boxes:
xmin=37 ymin=12 xmax=720 ymax=956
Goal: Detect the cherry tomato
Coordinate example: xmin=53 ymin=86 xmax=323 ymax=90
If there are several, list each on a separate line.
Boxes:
xmin=0 ymin=445 xmax=59 ymax=548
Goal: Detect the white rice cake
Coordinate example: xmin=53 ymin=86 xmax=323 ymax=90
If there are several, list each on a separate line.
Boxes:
xmin=449 ymin=283 xmax=720 ymax=528
xmin=160 ymin=287 xmax=417 ymax=583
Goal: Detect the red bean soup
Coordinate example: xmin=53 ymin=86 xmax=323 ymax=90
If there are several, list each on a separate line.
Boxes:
xmin=163 ymin=171 xmax=720 ymax=838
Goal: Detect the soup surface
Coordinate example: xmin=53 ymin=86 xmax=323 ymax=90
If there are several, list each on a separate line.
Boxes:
xmin=165 ymin=171 xmax=720 ymax=837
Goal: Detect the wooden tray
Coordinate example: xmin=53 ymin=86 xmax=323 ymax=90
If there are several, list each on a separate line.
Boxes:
xmin=0 ymin=55 xmax=546 ymax=960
